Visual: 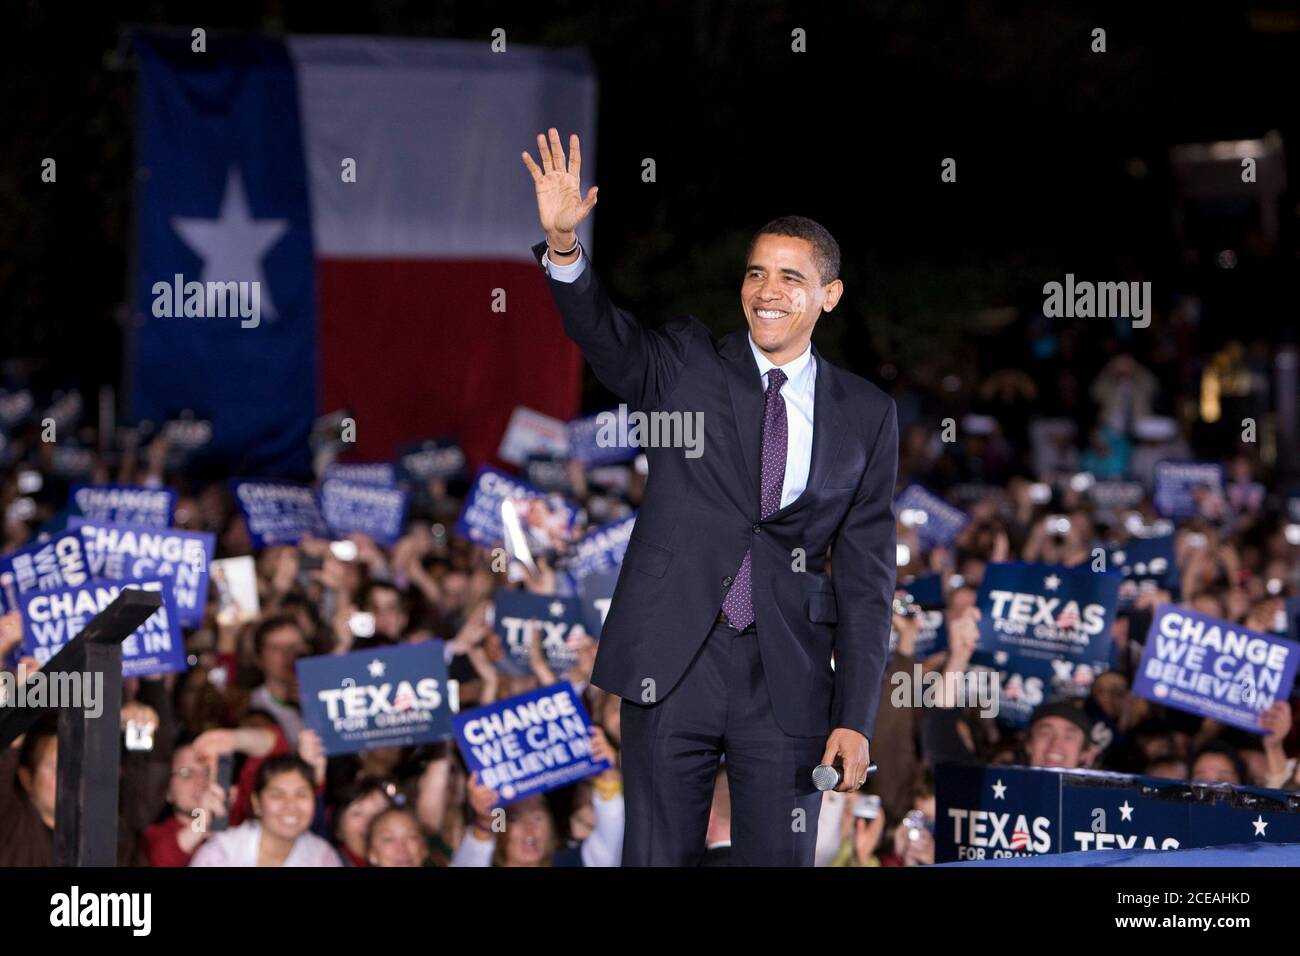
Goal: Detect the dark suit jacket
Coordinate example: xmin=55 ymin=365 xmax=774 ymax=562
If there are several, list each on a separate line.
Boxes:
xmin=534 ymin=241 xmax=898 ymax=740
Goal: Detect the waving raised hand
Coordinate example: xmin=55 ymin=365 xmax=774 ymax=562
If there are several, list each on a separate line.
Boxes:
xmin=521 ymin=128 xmax=598 ymax=245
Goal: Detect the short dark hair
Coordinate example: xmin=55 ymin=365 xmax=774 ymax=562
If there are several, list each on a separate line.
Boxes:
xmin=253 ymin=753 xmax=316 ymax=797
xmin=746 ymin=215 xmax=841 ymax=285
xmin=1190 ymin=739 xmax=1249 ymax=785
xmin=252 ymin=614 xmax=305 ymax=657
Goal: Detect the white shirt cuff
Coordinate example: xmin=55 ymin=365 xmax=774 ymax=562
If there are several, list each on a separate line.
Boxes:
xmin=542 ymin=245 xmax=587 ymax=283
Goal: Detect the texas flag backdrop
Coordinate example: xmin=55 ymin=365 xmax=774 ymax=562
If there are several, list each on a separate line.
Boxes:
xmin=129 ymin=32 xmax=594 ymax=475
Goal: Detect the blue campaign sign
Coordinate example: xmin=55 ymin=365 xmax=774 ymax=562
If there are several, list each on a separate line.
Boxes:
xmin=454 ymin=465 xmax=580 ymax=547
xmin=563 ymin=512 xmax=636 ymax=582
xmin=324 ymin=462 xmax=397 ymax=487
xmin=70 ymin=484 xmax=176 ymax=528
xmin=452 ymin=683 xmax=610 ymax=805
xmin=974 ymin=562 xmax=1121 ymax=728
xmin=319 ymin=479 xmax=408 ymax=545
xmin=72 ymin=519 xmax=214 ymax=629
xmin=936 ymin=764 xmax=1061 ymax=862
xmin=296 ymin=643 xmax=455 ymax=756
xmin=20 ymin=580 xmax=186 ymax=678
xmin=0 ymin=531 xmax=92 ymax=613
xmin=395 ymin=438 xmax=466 ymax=484
xmin=1132 ymin=604 xmax=1300 ymax=734
xmin=1108 ymin=534 xmax=1179 ymax=608
xmin=1059 ymin=776 xmax=1192 ymax=853
xmin=902 ymin=573 xmax=948 ymax=658
xmin=578 ymin=567 xmax=619 ymax=638
xmin=1152 ymin=461 xmax=1224 ymax=519
xmin=937 ymin=763 xmax=1300 ymax=863
xmin=232 ymin=479 xmax=328 ymax=547
xmin=895 ymin=484 xmax=970 ymax=550
xmin=567 ymin=410 xmax=640 ymax=467
xmin=492 ymin=590 xmax=590 ymax=675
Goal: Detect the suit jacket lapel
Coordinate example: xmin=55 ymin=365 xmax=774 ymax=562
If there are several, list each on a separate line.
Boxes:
xmin=767 ymin=345 xmax=846 ymax=521
xmin=720 ymin=331 xmax=763 ymax=510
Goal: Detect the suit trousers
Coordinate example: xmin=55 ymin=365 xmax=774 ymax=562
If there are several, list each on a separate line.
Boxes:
xmin=619 ymin=619 xmax=826 ymax=866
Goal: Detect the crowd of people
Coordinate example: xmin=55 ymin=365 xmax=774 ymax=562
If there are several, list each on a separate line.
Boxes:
xmin=0 ymin=322 xmax=1295 ymax=867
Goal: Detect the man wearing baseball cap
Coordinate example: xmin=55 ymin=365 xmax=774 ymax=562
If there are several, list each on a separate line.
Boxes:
xmin=1025 ymin=701 xmax=1098 ymax=770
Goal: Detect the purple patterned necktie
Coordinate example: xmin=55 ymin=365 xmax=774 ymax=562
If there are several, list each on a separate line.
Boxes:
xmin=721 ymin=367 xmax=788 ymax=630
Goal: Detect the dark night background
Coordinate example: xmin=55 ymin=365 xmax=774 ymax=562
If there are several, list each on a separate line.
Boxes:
xmin=3 ymin=1 xmax=1298 ymax=420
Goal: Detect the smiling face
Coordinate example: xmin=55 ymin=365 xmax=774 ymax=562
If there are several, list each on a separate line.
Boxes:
xmin=1027 ymin=716 xmax=1088 ymax=769
xmin=339 ymin=789 xmax=391 ymax=858
xmin=253 ymin=769 xmax=315 ymax=843
xmin=503 ymin=797 xmax=553 ymax=866
xmin=741 ymin=233 xmax=842 ymax=366
xmin=368 ymin=810 xmax=428 ymax=868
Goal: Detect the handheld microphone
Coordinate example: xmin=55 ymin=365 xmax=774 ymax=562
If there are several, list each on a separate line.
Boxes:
xmin=812 ymin=762 xmax=878 ymax=792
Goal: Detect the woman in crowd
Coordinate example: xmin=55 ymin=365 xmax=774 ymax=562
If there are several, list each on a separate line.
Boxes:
xmin=190 ymin=754 xmax=341 ymax=867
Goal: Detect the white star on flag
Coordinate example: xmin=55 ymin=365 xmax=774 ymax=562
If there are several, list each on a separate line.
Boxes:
xmin=1044 ymin=574 xmax=1061 ymax=591
xmin=171 ymin=167 xmax=289 ymax=320
xmin=991 ymin=779 xmax=1006 ymax=799
xmin=549 ymin=601 xmax=565 ymax=617
xmin=367 ymin=659 xmax=386 ymax=678
xmin=1253 ymin=815 xmax=1268 ymax=836
xmin=1119 ymin=800 xmax=1133 ymax=821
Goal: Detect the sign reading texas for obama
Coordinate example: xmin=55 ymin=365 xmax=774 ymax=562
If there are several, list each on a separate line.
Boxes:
xmin=71 ymin=519 xmax=214 ymax=629
xmin=19 ymin=580 xmax=186 ymax=678
xmin=973 ymin=562 xmax=1120 ymax=726
xmin=491 ymin=591 xmax=590 ymax=675
xmin=296 ymin=643 xmax=456 ymax=756
xmin=453 ymin=683 xmax=610 ymax=805
xmin=1133 ymin=605 xmax=1300 ymax=734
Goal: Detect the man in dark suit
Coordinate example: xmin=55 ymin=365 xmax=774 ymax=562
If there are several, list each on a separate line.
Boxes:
xmin=522 ymin=129 xmax=898 ymax=865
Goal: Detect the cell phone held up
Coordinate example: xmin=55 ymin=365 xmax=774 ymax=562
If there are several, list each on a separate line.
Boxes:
xmin=211 ymin=754 xmax=234 ymax=833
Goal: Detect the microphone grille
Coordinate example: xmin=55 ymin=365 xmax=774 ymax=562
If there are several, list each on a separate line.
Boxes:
xmin=811 ymin=764 xmax=840 ymax=792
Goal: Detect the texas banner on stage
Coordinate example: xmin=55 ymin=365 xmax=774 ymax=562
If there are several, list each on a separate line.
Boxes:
xmin=937 ymin=762 xmax=1300 ymax=863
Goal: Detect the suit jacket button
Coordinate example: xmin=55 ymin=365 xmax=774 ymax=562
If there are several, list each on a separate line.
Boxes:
xmin=722 ymin=576 xmax=733 ymax=587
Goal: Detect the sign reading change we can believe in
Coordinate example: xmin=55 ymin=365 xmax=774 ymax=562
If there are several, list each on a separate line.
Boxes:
xmin=1133 ymin=605 xmax=1300 ymax=734
xmin=973 ymin=562 xmax=1121 ymax=728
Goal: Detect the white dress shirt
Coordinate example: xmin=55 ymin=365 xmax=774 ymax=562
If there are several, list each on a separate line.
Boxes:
xmin=543 ymin=244 xmax=816 ymax=509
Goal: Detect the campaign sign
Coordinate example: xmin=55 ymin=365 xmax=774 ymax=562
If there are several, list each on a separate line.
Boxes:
xmin=232 ymin=480 xmax=329 ymax=547
xmin=1108 ymin=534 xmax=1179 ymax=608
xmin=578 ymin=568 xmax=619 ymax=639
xmin=453 ymin=683 xmax=610 ymax=804
xmin=1152 ymin=461 xmax=1224 ymax=519
xmin=498 ymin=406 xmax=569 ymax=467
xmin=296 ymin=643 xmax=455 ymax=756
xmin=70 ymin=484 xmax=176 ymax=528
xmin=1132 ymin=605 xmax=1300 ymax=734
xmin=974 ymin=562 xmax=1121 ymax=728
xmin=320 ymin=479 xmax=408 ymax=545
xmin=0 ymin=531 xmax=91 ymax=613
xmin=493 ymin=590 xmax=590 ymax=674
xmin=937 ymin=763 xmax=1300 ymax=863
xmin=19 ymin=580 xmax=185 ymax=678
xmin=936 ymin=764 xmax=1061 ymax=862
xmin=563 ymin=513 xmax=636 ymax=582
xmin=72 ymin=520 xmax=213 ymax=630
xmin=902 ymin=573 xmax=948 ymax=659
xmin=395 ymin=438 xmax=466 ymax=483
xmin=454 ymin=466 xmax=580 ymax=547
xmin=324 ymin=462 xmax=397 ymax=487
xmin=895 ymin=484 xmax=969 ymax=550
xmin=567 ymin=410 xmax=640 ymax=467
